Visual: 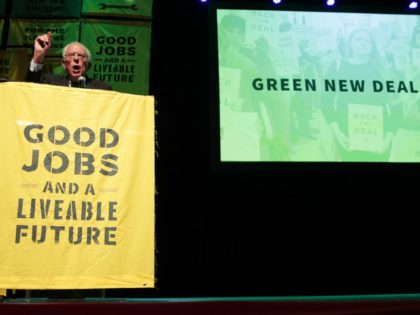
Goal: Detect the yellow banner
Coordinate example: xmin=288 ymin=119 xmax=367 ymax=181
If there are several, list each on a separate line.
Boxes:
xmin=0 ymin=82 xmax=155 ymax=289
xmin=0 ymin=289 xmax=5 ymax=296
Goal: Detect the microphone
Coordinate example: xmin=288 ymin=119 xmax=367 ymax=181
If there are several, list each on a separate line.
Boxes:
xmin=78 ymin=76 xmax=87 ymax=88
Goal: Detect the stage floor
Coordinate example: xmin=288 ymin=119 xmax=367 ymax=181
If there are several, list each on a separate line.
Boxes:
xmin=2 ymin=294 xmax=420 ymax=315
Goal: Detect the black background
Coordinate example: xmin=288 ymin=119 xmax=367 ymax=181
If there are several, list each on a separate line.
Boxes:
xmin=146 ymin=0 xmax=420 ymax=298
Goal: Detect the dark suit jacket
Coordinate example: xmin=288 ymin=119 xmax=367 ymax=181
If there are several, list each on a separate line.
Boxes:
xmin=26 ymin=71 xmax=112 ymax=91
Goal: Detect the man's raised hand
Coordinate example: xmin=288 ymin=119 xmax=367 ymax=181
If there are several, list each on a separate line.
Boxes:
xmin=33 ymin=32 xmax=52 ymax=64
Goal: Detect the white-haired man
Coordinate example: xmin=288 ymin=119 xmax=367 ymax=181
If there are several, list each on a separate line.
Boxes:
xmin=27 ymin=32 xmax=112 ymax=90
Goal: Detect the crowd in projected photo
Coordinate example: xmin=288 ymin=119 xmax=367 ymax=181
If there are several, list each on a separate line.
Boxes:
xmin=217 ymin=9 xmax=420 ymax=162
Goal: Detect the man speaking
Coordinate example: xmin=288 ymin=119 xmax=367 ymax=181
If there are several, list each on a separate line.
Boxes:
xmin=26 ymin=32 xmax=112 ymax=90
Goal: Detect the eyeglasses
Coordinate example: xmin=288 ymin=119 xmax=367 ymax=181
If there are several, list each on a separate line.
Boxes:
xmin=65 ymin=52 xmax=88 ymax=60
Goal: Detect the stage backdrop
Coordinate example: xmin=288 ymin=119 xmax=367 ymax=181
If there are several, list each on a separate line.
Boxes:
xmin=10 ymin=0 xmax=82 ymax=18
xmin=0 ymin=82 xmax=155 ymax=289
xmin=0 ymin=49 xmax=30 ymax=81
xmin=0 ymin=19 xmax=3 ymax=42
xmin=80 ymin=19 xmax=151 ymax=95
xmin=0 ymin=0 xmax=5 ymax=17
xmin=82 ymin=0 xmax=153 ymax=18
xmin=42 ymin=56 xmax=68 ymax=77
xmin=7 ymin=19 xmax=80 ymax=56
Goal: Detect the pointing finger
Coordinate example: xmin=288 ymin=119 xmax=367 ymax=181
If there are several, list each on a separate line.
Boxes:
xmin=36 ymin=33 xmax=51 ymax=48
xmin=46 ymin=32 xmax=52 ymax=46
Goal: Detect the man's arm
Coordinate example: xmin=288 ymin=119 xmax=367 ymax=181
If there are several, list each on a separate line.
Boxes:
xmin=26 ymin=60 xmax=44 ymax=83
xmin=32 ymin=32 xmax=52 ymax=65
xmin=26 ymin=32 xmax=52 ymax=83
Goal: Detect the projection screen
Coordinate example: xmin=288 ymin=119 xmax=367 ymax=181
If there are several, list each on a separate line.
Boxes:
xmin=217 ymin=8 xmax=420 ymax=163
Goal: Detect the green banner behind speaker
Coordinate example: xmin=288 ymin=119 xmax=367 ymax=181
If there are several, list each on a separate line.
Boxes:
xmin=0 ymin=49 xmax=30 ymax=81
xmin=82 ymin=0 xmax=152 ymax=18
xmin=81 ymin=20 xmax=151 ymax=95
xmin=47 ymin=57 xmax=68 ymax=77
xmin=11 ymin=0 xmax=81 ymax=18
xmin=0 ymin=19 xmax=3 ymax=42
xmin=7 ymin=19 xmax=80 ymax=56
xmin=0 ymin=0 xmax=5 ymax=17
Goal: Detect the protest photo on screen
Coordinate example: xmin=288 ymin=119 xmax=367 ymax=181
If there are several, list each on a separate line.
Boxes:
xmin=217 ymin=9 xmax=420 ymax=162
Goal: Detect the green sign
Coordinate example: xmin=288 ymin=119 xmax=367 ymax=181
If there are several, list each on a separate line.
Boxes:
xmin=0 ymin=49 xmax=30 ymax=81
xmin=82 ymin=0 xmax=152 ymax=18
xmin=0 ymin=0 xmax=6 ymax=17
xmin=0 ymin=19 xmax=3 ymax=43
xmin=46 ymin=57 xmax=68 ymax=76
xmin=11 ymin=0 xmax=81 ymax=18
xmin=7 ymin=19 xmax=80 ymax=56
xmin=81 ymin=19 xmax=151 ymax=95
